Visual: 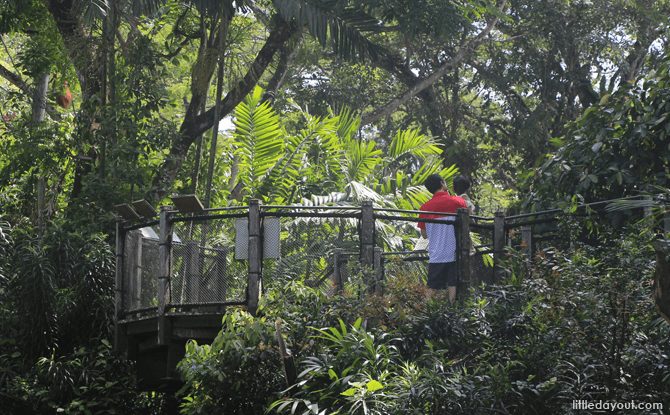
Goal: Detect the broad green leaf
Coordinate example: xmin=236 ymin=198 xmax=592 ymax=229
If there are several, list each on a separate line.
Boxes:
xmin=365 ymin=380 xmax=383 ymax=391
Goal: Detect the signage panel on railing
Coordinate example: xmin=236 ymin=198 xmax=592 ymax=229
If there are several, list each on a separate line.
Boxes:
xmin=235 ymin=218 xmax=281 ymax=259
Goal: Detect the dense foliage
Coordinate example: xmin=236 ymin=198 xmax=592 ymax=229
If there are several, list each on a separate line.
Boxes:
xmin=178 ymin=219 xmax=670 ymax=414
xmin=0 ymin=221 xmax=148 ymax=413
xmin=0 ymin=1 xmax=669 ymax=414
xmin=523 ymin=54 xmax=670 ymax=212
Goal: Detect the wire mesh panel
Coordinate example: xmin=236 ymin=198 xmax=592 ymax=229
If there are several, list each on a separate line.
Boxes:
xmin=374 ymin=215 xmax=430 ymax=286
xmin=375 ymin=215 xmax=496 ymax=291
xmin=123 ymin=227 xmax=160 ymax=312
xmin=261 ymin=212 xmax=360 ymax=293
xmin=171 ymin=214 xmax=247 ymax=306
xmin=381 ymin=253 xmax=428 ymax=286
xmin=470 ymin=222 xmax=495 ymax=287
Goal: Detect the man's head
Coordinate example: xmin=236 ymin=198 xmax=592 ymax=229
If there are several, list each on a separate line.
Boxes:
xmin=424 ymin=174 xmax=447 ymax=194
xmin=453 ymin=175 xmax=470 ymax=195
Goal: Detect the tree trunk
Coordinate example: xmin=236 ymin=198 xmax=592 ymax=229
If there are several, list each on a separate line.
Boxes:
xmin=32 ymin=72 xmax=49 ymax=123
xmin=204 ymin=14 xmax=231 ymax=209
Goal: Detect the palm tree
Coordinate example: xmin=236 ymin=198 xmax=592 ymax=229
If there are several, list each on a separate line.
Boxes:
xmin=228 ymin=86 xmax=460 ymax=287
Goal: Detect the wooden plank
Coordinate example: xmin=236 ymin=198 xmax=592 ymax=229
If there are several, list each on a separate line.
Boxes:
xmin=171 ymin=194 xmax=204 ymax=212
xmin=114 ymin=203 xmax=140 ymax=221
xmin=333 ymin=249 xmax=343 ymax=293
xmin=171 ymin=314 xmax=223 ymax=328
xmin=215 ymin=246 xmax=228 ymax=302
xmin=172 ymin=328 xmax=220 ymax=339
xmin=374 ymin=246 xmax=382 ymax=293
xmin=125 ymin=318 xmax=159 ymax=336
xmin=521 ymin=225 xmax=532 ymax=260
xmin=132 ymin=199 xmax=158 ymax=218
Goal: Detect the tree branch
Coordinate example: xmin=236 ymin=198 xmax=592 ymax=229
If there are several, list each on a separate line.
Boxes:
xmin=0 ymin=62 xmax=62 ymax=122
xmin=360 ymin=0 xmax=507 ymax=127
xmin=152 ymin=15 xmax=297 ymax=200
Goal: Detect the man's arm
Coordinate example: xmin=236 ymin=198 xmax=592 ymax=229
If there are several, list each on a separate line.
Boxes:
xmin=421 ymin=228 xmax=427 ymax=239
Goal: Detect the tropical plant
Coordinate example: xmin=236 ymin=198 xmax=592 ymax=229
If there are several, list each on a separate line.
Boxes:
xmin=229 ymin=86 xmax=456 ymax=208
xmin=177 ymin=310 xmax=284 ymax=415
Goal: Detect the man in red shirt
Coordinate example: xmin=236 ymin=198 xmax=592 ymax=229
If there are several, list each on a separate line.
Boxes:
xmin=418 ymin=174 xmax=467 ymax=302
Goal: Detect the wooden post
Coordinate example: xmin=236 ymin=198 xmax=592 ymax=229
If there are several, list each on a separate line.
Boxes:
xmin=457 ymin=208 xmax=471 ymax=300
xmin=493 ymin=211 xmax=506 ymax=285
xmin=248 ymin=199 xmax=262 ymax=317
xmin=114 ymin=219 xmax=126 ymax=352
xmin=521 ymin=226 xmax=532 ymax=260
xmin=360 ymin=201 xmax=375 ymax=268
xmin=158 ymin=205 xmax=173 ymax=345
xmin=333 ymin=248 xmax=344 ymax=293
xmin=374 ymin=247 xmax=383 ymax=293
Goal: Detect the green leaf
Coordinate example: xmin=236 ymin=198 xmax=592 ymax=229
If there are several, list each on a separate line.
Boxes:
xmin=550 ymin=137 xmax=565 ymax=147
xmin=366 ymin=380 xmax=383 ymax=391
xmin=341 ymin=388 xmax=356 ymax=396
xmin=353 ymin=317 xmax=363 ymax=330
xmin=591 ymin=142 xmax=603 ymax=152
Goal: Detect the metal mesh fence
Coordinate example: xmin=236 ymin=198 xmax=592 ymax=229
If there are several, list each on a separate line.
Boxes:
xmin=170 ymin=214 xmax=247 ymax=306
xmin=261 ymin=212 xmax=360 ymax=294
xmin=470 ymin=222 xmax=495 ymax=287
xmin=117 ymin=200 xmax=651 ymax=319
xmin=374 ymin=215 xmax=430 ymax=286
xmin=381 ymin=252 xmax=428 ymax=286
xmin=123 ymin=227 xmax=160 ymax=312
xmin=374 ymin=216 xmax=497 ymax=290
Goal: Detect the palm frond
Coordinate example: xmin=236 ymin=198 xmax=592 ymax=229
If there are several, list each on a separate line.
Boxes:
xmin=344 ymin=139 xmax=381 ymax=182
xmin=346 ymin=181 xmax=387 ymax=204
xmin=383 ymin=129 xmax=440 ymax=178
xmin=299 ymin=110 xmax=344 ymax=185
xmin=233 ymin=87 xmax=284 ymax=199
xmin=72 ymin=0 xmax=109 ymax=23
xmin=405 ymin=185 xmax=432 ymax=209
xmin=301 ymin=191 xmax=349 ymax=206
xmin=273 ymin=0 xmax=384 ymax=61
xmin=333 ymin=106 xmax=360 ymax=140
xmin=388 ymin=129 xmax=440 ymax=164
xmin=604 ymin=199 xmax=654 ymax=212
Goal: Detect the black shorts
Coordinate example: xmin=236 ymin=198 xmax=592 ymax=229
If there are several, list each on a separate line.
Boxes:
xmin=427 ymin=262 xmax=458 ymax=289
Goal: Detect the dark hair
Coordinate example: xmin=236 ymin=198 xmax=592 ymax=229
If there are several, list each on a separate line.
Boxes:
xmin=453 ymin=175 xmax=470 ymax=195
xmin=424 ymin=174 xmax=445 ymax=194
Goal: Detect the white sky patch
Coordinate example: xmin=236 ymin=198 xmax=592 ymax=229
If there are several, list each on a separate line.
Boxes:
xmin=219 ymin=115 xmax=235 ymax=133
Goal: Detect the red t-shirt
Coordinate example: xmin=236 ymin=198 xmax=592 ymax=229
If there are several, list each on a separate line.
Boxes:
xmin=418 ymin=191 xmax=467 ymax=229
